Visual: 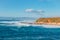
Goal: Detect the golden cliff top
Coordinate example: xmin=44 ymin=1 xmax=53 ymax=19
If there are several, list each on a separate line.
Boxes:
xmin=36 ymin=17 xmax=60 ymax=23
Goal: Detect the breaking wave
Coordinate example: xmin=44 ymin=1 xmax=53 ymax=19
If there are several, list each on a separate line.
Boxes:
xmin=0 ymin=21 xmax=60 ymax=28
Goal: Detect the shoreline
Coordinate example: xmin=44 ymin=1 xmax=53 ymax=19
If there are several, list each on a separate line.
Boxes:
xmin=34 ymin=22 xmax=60 ymax=26
xmin=20 ymin=22 xmax=60 ymax=26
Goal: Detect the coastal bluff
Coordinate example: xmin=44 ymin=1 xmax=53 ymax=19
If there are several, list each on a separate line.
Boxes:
xmin=35 ymin=17 xmax=60 ymax=24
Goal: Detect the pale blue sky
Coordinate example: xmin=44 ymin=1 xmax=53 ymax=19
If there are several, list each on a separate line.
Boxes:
xmin=0 ymin=0 xmax=60 ymax=17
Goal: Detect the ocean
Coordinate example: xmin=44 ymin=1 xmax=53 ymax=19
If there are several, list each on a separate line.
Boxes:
xmin=0 ymin=17 xmax=60 ymax=40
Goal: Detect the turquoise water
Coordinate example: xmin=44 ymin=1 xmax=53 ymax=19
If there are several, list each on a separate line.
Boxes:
xmin=0 ymin=25 xmax=60 ymax=40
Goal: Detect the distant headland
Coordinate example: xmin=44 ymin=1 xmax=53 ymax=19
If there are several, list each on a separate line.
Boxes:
xmin=35 ymin=17 xmax=60 ymax=25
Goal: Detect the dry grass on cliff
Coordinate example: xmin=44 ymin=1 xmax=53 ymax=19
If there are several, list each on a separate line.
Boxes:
xmin=36 ymin=17 xmax=60 ymax=23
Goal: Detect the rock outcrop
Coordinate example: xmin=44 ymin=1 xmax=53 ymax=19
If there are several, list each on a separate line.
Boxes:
xmin=36 ymin=17 xmax=60 ymax=24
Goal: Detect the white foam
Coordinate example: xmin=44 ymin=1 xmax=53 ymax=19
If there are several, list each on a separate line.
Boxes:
xmin=41 ymin=25 xmax=60 ymax=28
xmin=0 ymin=21 xmax=60 ymax=28
xmin=13 ymin=22 xmax=60 ymax=28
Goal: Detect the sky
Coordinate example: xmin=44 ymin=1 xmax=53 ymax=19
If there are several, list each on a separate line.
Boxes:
xmin=0 ymin=0 xmax=60 ymax=18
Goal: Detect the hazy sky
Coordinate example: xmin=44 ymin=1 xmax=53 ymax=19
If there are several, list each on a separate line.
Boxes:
xmin=0 ymin=0 xmax=60 ymax=17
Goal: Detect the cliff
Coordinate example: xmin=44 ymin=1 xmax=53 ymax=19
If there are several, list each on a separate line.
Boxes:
xmin=36 ymin=17 xmax=60 ymax=24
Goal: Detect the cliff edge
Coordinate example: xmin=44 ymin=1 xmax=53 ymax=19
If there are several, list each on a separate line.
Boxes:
xmin=36 ymin=17 xmax=60 ymax=24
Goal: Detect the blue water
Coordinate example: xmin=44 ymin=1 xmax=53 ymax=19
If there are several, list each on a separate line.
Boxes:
xmin=0 ymin=17 xmax=60 ymax=40
xmin=0 ymin=25 xmax=60 ymax=40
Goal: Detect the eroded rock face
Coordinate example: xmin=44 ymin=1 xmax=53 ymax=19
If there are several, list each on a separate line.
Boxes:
xmin=36 ymin=17 xmax=60 ymax=24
